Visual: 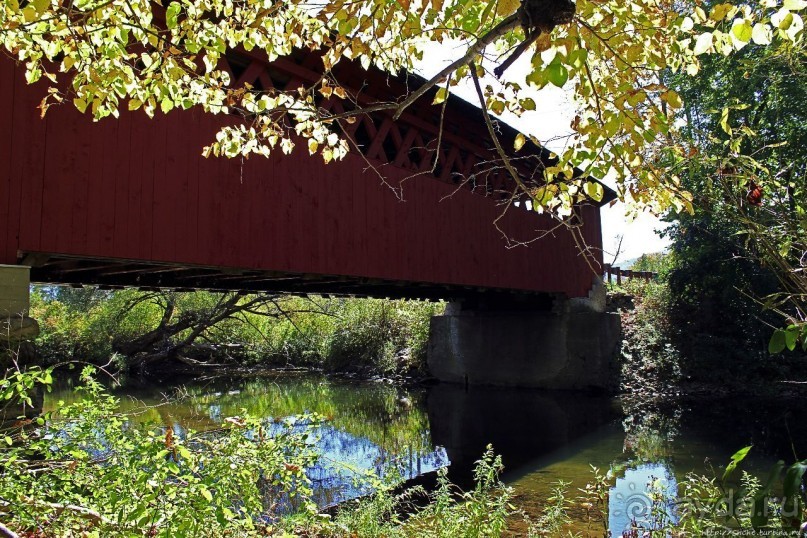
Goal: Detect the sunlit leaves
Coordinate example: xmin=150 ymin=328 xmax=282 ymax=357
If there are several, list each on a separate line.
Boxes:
xmin=545 ymin=58 xmax=569 ymax=88
xmin=752 ymin=23 xmax=774 ymax=44
xmin=2 ymin=0 xmax=806 ymax=214
xmin=513 ymin=133 xmax=526 ymax=151
xmin=0 ymin=367 xmax=323 ymax=535
xmin=583 ymin=181 xmax=604 ymax=202
xmin=731 ymin=19 xmax=753 ymax=45
xmin=165 ymin=2 xmax=181 ymax=30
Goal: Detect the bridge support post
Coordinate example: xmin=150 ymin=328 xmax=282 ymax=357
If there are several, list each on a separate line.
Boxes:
xmin=0 ymin=265 xmax=42 ymax=419
xmin=427 ymin=281 xmax=620 ymax=390
xmin=1 ymin=265 xmax=39 ymax=355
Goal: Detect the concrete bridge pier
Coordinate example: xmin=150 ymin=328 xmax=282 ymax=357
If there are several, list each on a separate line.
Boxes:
xmin=1 ymin=265 xmax=39 ymax=356
xmin=427 ymin=282 xmax=620 ymax=390
xmin=1 ymin=265 xmax=42 ymax=419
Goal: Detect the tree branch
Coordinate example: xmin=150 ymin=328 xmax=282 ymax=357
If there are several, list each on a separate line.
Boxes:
xmin=469 ymin=64 xmax=531 ymax=197
xmin=392 ymin=14 xmax=520 ymax=121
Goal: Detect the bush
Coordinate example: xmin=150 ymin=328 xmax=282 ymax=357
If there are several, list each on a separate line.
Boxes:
xmin=30 ymin=288 xmax=445 ymax=377
xmin=324 ymin=299 xmax=442 ymax=376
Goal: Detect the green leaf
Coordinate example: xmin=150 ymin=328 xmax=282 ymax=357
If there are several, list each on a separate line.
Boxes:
xmin=177 ymin=445 xmax=192 ymax=459
xmin=719 ymin=107 xmax=732 ymax=135
xmin=166 ymin=2 xmax=181 ymax=29
xmin=25 ymin=67 xmax=41 ymax=84
xmin=769 ymin=329 xmax=787 ymax=354
xmin=751 ymin=23 xmax=772 ymax=45
xmin=32 ymin=0 xmax=48 ymax=14
xmin=432 ymin=87 xmax=448 ymax=105
xmin=782 ymin=461 xmax=807 ymax=518
xmin=583 ymin=181 xmax=604 ymax=202
xmin=731 ymin=19 xmax=753 ymax=43
xmin=785 ymin=327 xmax=798 ymax=351
xmin=520 ymin=97 xmax=536 ymax=111
xmin=200 ymin=486 xmax=213 ymax=502
xmin=693 ymin=32 xmax=713 ymax=55
xmin=546 ymin=62 xmax=569 ymax=88
xmin=490 ymin=100 xmax=505 ymax=115
xmin=568 ymin=48 xmax=588 ymax=69
xmin=723 ymin=445 xmax=752 ymax=483
xmin=661 ymin=90 xmax=682 ymax=109
xmin=751 ymin=460 xmax=785 ymax=528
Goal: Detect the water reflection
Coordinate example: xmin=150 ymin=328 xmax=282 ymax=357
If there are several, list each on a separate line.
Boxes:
xmin=43 ymin=373 xmax=807 ymax=529
xmin=426 ymin=383 xmax=619 ymax=487
xmin=609 ymin=463 xmax=678 ymax=534
xmin=44 ymin=374 xmax=448 ymax=509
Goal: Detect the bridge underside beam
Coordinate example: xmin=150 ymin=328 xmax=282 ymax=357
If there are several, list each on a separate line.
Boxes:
xmin=21 ymin=253 xmax=557 ymax=305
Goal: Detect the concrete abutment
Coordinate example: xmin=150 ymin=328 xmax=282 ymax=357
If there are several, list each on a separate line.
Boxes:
xmin=0 ymin=265 xmax=42 ymax=419
xmin=0 ymin=264 xmax=39 ymax=358
xmin=427 ymin=282 xmax=620 ymax=390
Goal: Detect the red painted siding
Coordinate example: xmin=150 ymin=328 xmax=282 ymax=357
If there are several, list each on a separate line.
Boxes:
xmin=0 ymin=58 xmax=603 ymax=298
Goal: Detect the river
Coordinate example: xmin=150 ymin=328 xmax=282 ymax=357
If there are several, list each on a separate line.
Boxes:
xmin=43 ymin=373 xmax=807 ymax=535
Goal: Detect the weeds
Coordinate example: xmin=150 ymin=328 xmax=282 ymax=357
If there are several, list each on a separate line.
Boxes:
xmin=0 ymin=365 xmax=531 ymax=537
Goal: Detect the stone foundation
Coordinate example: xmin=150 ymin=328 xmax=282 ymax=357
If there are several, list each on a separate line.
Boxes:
xmin=427 ymin=286 xmax=621 ymax=390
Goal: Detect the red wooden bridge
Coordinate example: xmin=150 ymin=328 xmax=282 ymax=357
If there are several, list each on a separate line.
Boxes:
xmin=0 ymin=50 xmax=611 ymax=303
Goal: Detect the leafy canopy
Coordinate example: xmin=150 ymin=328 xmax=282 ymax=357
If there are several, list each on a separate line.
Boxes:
xmin=2 ymin=0 xmax=806 ymax=214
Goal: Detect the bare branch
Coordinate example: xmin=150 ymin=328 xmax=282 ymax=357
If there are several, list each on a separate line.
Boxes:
xmin=392 ymin=14 xmax=520 ymax=121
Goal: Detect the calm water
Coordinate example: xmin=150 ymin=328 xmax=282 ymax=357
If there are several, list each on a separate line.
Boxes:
xmin=43 ymin=374 xmax=807 ymax=534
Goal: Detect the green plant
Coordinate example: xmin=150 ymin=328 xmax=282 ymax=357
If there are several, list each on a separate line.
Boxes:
xmin=0 ymin=365 xmax=321 ymax=537
xmin=676 ymin=447 xmax=807 ymax=534
xmin=402 ymin=445 xmax=513 ymax=537
xmin=524 ymin=480 xmax=574 ymax=537
xmin=1 ymin=363 xmax=554 ymax=537
xmin=578 ymin=465 xmax=612 ymax=535
xmin=30 ymin=289 xmax=445 ymax=378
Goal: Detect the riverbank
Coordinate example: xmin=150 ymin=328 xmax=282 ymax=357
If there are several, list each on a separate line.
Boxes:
xmin=613 ymin=284 xmax=807 ymax=400
xmin=26 ymin=287 xmax=444 ymax=380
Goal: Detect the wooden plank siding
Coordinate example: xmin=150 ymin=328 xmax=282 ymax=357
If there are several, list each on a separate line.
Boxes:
xmin=0 ymin=57 xmax=604 ymax=299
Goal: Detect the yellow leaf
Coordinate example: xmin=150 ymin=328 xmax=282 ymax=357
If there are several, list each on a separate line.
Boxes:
xmin=709 ymin=3 xmax=735 ymax=21
xmin=432 ymin=87 xmax=448 ymax=105
xmin=534 ymin=33 xmax=552 ymax=53
xmin=490 ymin=100 xmax=505 ymax=115
xmin=583 ymin=181 xmax=604 ymax=202
xmin=496 ymin=0 xmax=519 ymax=16
xmin=514 ymin=133 xmax=526 ymax=152
xmin=660 ymin=90 xmax=682 ymax=109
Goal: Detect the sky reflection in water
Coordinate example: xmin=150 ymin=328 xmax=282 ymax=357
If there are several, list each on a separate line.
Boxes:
xmin=44 ymin=373 xmax=807 ymax=529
